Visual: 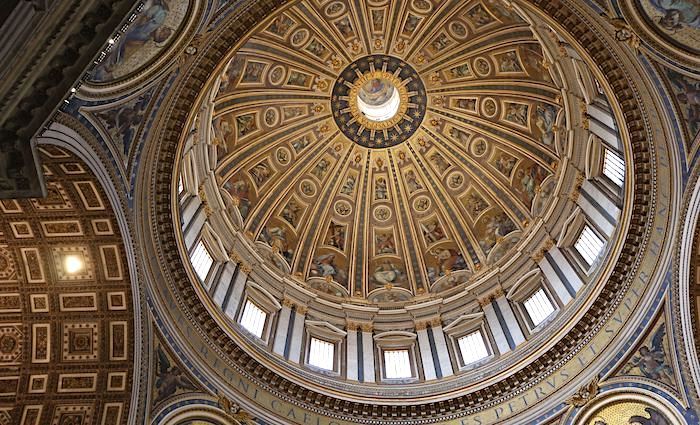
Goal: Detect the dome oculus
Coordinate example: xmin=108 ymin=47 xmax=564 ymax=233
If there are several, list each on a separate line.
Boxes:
xmin=332 ymin=55 xmax=426 ymax=149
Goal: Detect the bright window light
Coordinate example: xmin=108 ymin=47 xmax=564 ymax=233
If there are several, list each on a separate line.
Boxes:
xmin=191 ymin=241 xmax=214 ymax=281
xmin=524 ymin=288 xmax=556 ymax=327
xmin=239 ymin=300 xmax=267 ymax=338
xmin=574 ymin=225 xmax=605 ymax=266
xmin=457 ymin=330 xmax=489 ymax=365
xmin=384 ymin=349 xmax=412 ymax=379
xmin=602 ymin=148 xmax=624 ymax=186
xmin=308 ymin=337 xmax=335 ymax=370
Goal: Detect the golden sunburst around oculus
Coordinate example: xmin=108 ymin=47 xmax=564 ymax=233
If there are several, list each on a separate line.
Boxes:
xmin=332 ymin=55 xmax=426 ymax=148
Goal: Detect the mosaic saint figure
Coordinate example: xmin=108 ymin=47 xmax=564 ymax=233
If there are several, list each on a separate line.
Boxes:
xmin=648 ymin=0 xmax=700 ymax=31
xmin=94 ymin=0 xmax=174 ymax=80
xmin=622 ymin=325 xmax=675 ymax=385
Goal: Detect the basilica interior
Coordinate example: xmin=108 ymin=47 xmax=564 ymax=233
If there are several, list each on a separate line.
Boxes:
xmin=0 ymin=0 xmax=699 ymax=424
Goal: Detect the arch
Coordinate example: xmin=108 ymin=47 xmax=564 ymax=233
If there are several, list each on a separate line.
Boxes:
xmin=35 ymin=117 xmax=149 ymax=425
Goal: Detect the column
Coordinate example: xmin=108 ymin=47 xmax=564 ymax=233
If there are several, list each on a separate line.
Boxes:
xmin=494 ymin=296 xmax=525 ymax=346
xmin=537 ymin=245 xmax=582 ymax=304
xmin=212 ymin=262 xmax=236 ymax=304
xmin=223 ymin=262 xmax=249 ymax=320
xmin=273 ymin=300 xmax=293 ymax=356
xmin=361 ymin=324 xmax=375 ymax=383
xmin=183 ymin=204 xmax=206 ymax=251
xmin=480 ymin=291 xmax=524 ymax=354
xmin=416 ymin=323 xmax=437 ymax=380
xmin=346 ymin=323 xmax=359 ymax=381
xmin=287 ymin=306 xmax=307 ymax=363
xmin=430 ymin=321 xmax=454 ymax=377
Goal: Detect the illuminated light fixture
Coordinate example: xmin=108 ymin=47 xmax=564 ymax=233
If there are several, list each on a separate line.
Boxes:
xmin=107 ymin=38 xmax=115 ymax=45
xmin=63 ymin=255 xmax=85 ymax=274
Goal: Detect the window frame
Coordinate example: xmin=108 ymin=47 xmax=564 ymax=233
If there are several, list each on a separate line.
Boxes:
xmin=571 ymin=223 xmax=606 ymax=273
xmin=374 ymin=331 xmax=420 ymax=382
xmin=303 ymin=321 xmax=346 ymax=376
xmin=520 ymin=287 xmax=557 ymax=330
xmin=455 ymin=329 xmax=491 ymax=368
xmin=236 ymin=281 xmax=281 ymax=345
xmin=442 ymin=313 xmax=495 ymax=371
xmin=190 ymin=238 xmax=215 ymax=284
xmin=238 ymin=298 xmax=268 ymax=339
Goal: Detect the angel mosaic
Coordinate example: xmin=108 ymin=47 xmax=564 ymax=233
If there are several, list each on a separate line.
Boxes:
xmin=464 ymin=192 xmax=489 ymax=217
xmin=535 ymin=104 xmax=558 ymax=146
xmin=236 ymin=114 xmax=257 ymax=138
xmin=493 ymin=153 xmax=517 ymax=177
xmin=249 ymin=160 xmax=273 ymax=186
xmin=504 ymin=103 xmax=529 ymax=126
xmin=224 ymin=180 xmax=251 ymax=219
xmin=666 ymin=70 xmax=700 ymax=137
xmin=267 ymin=14 xmax=294 ymax=37
xmin=375 ymin=231 xmax=397 ymax=254
xmin=517 ymin=164 xmax=547 ymax=205
xmin=325 ymin=222 xmax=346 ymax=250
xmin=421 ymin=218 xmax=447 ymax=244
xmin=429 ymin=152 xmax=451 ymax=173
xmin=449 ymin=63 xmax=471 ymax=78
xmin=311 ymin=158 xmax=331 ymax=180
xmin=405 ymin=170 xmax=423 ymax=193
xmin=340 ymin=175 xmax=357 ymax=195
xmin=375 ymin=177 xmax=389 ymax=200
xmin=292 ymin=135 xmax=310 ymax=153
xmin=241 ymin=62 xmax=266 ymax=83
xmin=154 ymin=345 xmax=198 ymax=405
xmin=497 ymin=51 xmax=523 ymax=73
xmin=259 ymin=226 xmax=294 ymax=262
xmin=281 ymin=199 xmax=303 ymax=227
xmin=371 ymin=261 xmax=405 ymax=285
xmin=429 ymin=248 xmax=468 ymax=277
xmin=466 ymin=4 xmax=496 ymax=27
xmin=310 ymin=253 xmax=347 ymax=284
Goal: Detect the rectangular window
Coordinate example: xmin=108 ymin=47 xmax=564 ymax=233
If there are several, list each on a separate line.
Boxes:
xmin=308 ymin=337 xmax=335 ymax=370
xmin=457 ymin=331 xmax=489 ymax=366
xmin=239 ymin=300 xmax=267 ymax=338
xmin=602 ymin=148 xmax=624 ymax=187
xmin=384 ymin=349 xmax=412 ymax=379
xmin=574 ymin=225 xmax=605 ymax=266
xmin=523 ymin=288 xmax=556 ymax=327
xmin=191 ymin=241 xmax=214 ymax=281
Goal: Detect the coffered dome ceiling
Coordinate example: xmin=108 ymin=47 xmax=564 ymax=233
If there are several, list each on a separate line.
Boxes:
xmin=207 ymin=0 xmax=571 ymax=302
